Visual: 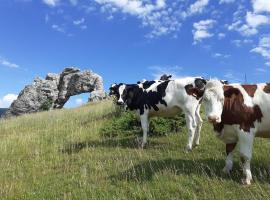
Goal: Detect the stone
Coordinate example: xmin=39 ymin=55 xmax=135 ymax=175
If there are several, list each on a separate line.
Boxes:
xmin=4 ymin=67 xmax=104 ymax=117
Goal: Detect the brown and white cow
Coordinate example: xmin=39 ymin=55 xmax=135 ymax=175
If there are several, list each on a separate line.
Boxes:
xmin=203 ymin=79 xmax=270 ymax=185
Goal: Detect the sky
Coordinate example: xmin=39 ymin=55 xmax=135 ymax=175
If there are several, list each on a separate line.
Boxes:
xmin=0 ymin=0 xmax=270 ymax=108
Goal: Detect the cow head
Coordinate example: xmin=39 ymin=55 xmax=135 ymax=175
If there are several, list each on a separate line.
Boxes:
xmin=185 ymin=78 xmax=207 ymax=99
xmin=160 ymin=74 xmax=172 ymax=81
xmin=203 ymin=80 xmax=225 ymax=124
xmin=109 ymin=83 xmax=125 ymax=104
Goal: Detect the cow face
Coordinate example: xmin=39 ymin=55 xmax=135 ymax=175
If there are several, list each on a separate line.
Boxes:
xmin=203 ymin=80 xmax=225 ymax=124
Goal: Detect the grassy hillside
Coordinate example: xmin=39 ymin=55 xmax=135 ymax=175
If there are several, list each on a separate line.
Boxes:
xmin=1 ymin=100 xmax=270 ymax=199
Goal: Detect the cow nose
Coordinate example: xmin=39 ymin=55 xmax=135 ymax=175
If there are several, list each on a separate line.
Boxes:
xmin=208 ymin=115 xmax=219 ymax=123
xmin=117 ymin=101 xmax=124 ymax=105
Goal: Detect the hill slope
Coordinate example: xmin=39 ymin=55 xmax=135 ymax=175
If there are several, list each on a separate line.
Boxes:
xmin=1 ymin=100 xmax=270 ymax=199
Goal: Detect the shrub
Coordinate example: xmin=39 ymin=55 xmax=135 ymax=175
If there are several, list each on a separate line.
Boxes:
xmin=100 ymin=106 xmax=186 ymax=138
xmin=40 ymin=99 xmax=53 ymax=111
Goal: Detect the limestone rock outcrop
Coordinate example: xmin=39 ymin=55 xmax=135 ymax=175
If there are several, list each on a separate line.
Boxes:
xmin=4 ymin=67 xmax=104 ymax=117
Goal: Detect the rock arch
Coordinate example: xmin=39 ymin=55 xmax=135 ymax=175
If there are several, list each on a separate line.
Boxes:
xmin=4 ymin=67 xmax=105 ymax=117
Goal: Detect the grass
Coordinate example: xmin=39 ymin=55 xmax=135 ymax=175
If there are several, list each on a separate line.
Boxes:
xmin=0 ymin=100 xmax=270 ymax=199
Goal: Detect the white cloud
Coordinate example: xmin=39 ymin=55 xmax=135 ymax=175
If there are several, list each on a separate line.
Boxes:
xmin=75 ymin=98 xmax=84 ymax=106
xmin=52 ymin=24 xmax=65 ymax=33
xmin=256 ymin=67 xmax=267 ymax=72
xmin=246 ymin=12 xmax=269 ymax=28
xmin=265 ymin=61 xmax=270 ymax=66
xmin=218 ymin=33 xmax=225 ymax=39
xmin=69 ymin=0 xmax=78 ymax=6
xmin=252 ymin=0 xmax=270 ymax=13
xmin=42 ymin=0 xmax=59 ymax=7
xmin=192 ymin=19 xmax=216 ymax=44
xmin=0 ymin=94 xmax=18 ymax=108
xmin=251 ymin=36 xmax=270 ymax=64
xmin=228 ymin=11 xmax=269 ymax=36
xmin=0 ymin=58 xmax=19 ymax=68
xmin=188 ymin=0 xmax=209 ymax=16
xmin=212 ymin=53 xmax=230 ymax=58
xmin=219 ymin=0 xmax=235 ymax=4
xmin=73 ymin=18 xmax=85 ymax=25
xmin=94 ymin=0 xmax=182 ymax=38
xmin=95 ymin=0 xmax=165 ymax=16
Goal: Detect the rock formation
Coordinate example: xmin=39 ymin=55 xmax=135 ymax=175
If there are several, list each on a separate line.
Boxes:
xmin=4 ymin=67 xmax=104 ymax=117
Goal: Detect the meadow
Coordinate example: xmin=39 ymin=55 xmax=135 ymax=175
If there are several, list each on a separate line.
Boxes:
xmin=0 ymin=100 xmax=270 ymax=199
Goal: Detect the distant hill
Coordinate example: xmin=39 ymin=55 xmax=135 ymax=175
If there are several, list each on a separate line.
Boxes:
xmin=0 ymin=108 xmax=8 ymax=117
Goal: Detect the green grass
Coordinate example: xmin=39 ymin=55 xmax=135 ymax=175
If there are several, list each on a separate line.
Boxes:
xmin=1 ymin=100 xmax=270 ymax=199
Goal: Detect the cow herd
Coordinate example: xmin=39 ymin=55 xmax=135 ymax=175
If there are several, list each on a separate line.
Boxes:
xmin=109 ymin=75 xmax=270 ymax=185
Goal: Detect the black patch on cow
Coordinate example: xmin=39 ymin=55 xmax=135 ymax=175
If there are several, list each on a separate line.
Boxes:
xmin=141 ymin=81 xmax=156 ymax=89
xmin=123 ymin=81 xmax=170 ymax=115
xmin=185 ymin=78 xmax=206 ymax=100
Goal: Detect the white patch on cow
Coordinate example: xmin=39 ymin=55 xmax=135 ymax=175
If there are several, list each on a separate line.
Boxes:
xmin=118 ymin=85 xmax=126 ymax=104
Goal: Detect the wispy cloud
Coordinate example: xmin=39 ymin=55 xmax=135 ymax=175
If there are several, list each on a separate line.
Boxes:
xmin=75 ymin=98 xmax=84 ymax=106
xmin=52 ymin=24 xmax=65 ymax=33
xmin=0 ymin=94 xmax=18 ymax=108
xmin=251 ymin=36 xmax=270 ymax=65
xmin=0 ymin=58 xmax=19 ymax=68
xmin=212 ymin=53 xmax=231 ymax=58
xmin=148 ymin=65 xmax=183 ymax=79
xmin=223 ymin=70 xmax=243 ymax=83
xmin=73 ymin=18 xmax=85 ymax=25
xmin=42 ymin=0 xmax=59 ymax=7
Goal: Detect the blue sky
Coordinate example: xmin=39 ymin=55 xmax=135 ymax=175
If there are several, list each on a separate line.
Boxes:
xmin=0 ymin=0 xmax=270 ymax=107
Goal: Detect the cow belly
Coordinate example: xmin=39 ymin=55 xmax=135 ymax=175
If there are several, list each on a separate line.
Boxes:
xmin=255 ymin=131 xmax=270 ymax=138
xmin=149 ymin=106 xmax=182 ymax=117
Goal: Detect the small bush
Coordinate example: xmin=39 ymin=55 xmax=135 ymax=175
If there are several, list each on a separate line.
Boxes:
xmin=40 ymin=99 xmax=53 ymax=111
xmin=100 ymin=106 xmax=186 ymax=138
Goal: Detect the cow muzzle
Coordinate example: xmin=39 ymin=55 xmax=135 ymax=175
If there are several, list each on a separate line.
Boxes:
xmin=208 ymin=115 xmax=221 ymax=124
xmin=116 ymin=101 xmax=124 ymax=106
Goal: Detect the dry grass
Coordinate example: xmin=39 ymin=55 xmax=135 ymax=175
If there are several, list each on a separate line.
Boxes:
xmin=0 ymin=100 xmax=270 ymax=199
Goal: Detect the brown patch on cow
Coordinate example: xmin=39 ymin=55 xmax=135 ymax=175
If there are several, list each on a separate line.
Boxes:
xmin=263 ymin=83 xmax=270 ymax=93
xmin=226 ymin=143 xmax=237 ymax=155
xmin=242 ymin=85 xmax=257 ymax=97
xmin=213 ymin=85 xmax=263 ymax=133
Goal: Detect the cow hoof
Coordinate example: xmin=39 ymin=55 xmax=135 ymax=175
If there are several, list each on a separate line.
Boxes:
xmin=184 ymin=147 xmax=192 ymax=153
xmin=222 ymin=167 xmax=231 ymax=175
xmin=194 ymin=144 xmax=199 ymax=148
xmin=136 ymin=137 xmax=147 ymax=149
xmin=241 ymin=179 xmax=251 ymax=186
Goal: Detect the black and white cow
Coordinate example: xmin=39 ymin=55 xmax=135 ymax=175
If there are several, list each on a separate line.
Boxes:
xmin=203 ymin=79 xmax=270 ymax=185
xmin=109 ymin=77 xmax=207 ymax=150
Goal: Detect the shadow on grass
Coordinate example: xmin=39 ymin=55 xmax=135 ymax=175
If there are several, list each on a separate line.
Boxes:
xmin=61 ymin=136 xmax=169 ymax=154
xmin=111 ymin=158 xmax=270 ymax=184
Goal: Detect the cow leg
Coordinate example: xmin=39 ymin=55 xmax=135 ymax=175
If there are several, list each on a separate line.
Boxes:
xmin=194 ymin=104 xmax=203 ymax=147
xmin=223 ymin=143 xmax=237 ymax=174
xmin=238 ymin=131 xmax=254 ymax=185
xmin=139 ymin=113 xmax=149 ymax=148
xmin=185 ymin=112 xmax=196 ymax=152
